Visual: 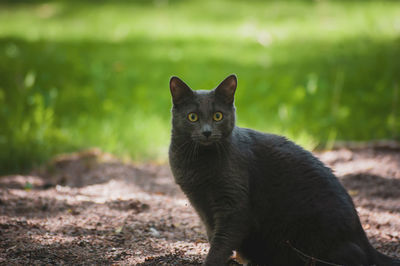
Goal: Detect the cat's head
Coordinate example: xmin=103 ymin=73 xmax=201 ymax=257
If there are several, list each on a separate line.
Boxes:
xmin=169 ymin=75 xmax=237 ymax=146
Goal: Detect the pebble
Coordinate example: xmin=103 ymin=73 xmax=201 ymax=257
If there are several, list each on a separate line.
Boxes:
xmin=149 ymin=227 xmax=160 ymax=237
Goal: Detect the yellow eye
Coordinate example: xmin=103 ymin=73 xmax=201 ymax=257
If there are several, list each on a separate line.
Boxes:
xmin=213 ymin=112 xmax=223 ymax=121
xmin=188 ymin=112 xmax=198 ymax=122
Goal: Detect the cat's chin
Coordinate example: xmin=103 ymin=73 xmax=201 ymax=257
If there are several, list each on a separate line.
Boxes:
xmin=196 ymin=140 xmax=215 ymax=146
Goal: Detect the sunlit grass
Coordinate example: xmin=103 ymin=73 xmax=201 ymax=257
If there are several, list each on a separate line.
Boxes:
xmin=0 ymin=0 xmax=399 ymax=173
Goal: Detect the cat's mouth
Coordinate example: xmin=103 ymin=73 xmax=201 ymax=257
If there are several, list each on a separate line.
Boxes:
xmin=192 ymin=135 xmax=221 ymax=146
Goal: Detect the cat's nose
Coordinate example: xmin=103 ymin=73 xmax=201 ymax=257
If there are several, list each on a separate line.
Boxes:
xmin=202 ymin=131 xmax=212 ymax=138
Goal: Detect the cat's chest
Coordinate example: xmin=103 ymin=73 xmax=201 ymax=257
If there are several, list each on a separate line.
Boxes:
xmin=171 ymin=156 xmax=223 ymax=188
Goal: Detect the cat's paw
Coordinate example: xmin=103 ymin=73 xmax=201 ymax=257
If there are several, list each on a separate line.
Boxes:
xmin=231 ymin=251 xmax=248 ymax=265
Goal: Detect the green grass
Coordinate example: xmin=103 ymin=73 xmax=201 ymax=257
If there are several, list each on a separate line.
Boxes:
xmin=1 ymin=0 xmax=400 ymax=173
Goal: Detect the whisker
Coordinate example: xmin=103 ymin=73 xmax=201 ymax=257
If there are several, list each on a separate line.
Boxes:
xmin=173 ymin=140 xmax=191 ymax=153
xmin=216 ymin=142 xmax=222 ymax=163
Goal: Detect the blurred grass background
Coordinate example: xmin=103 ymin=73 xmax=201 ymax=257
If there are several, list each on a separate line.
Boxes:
xmin=0 ymin=0 xmax=399 ymax=174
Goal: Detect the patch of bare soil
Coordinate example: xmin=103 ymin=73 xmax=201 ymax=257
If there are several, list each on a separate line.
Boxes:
xmin=0 ymin=147 xmax=399 ymax=265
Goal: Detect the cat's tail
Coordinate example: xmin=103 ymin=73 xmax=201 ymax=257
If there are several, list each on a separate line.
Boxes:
xmin=372 ymin=249 xmax=400 ymax=266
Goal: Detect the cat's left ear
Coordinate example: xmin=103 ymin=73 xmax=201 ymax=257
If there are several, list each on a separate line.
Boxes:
xmin=215 ymin=74 xmax=237 ymax=104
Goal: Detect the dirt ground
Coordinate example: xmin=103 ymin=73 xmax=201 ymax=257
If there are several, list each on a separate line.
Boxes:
xmin=0 ymin=147 xmax=399 ymax=265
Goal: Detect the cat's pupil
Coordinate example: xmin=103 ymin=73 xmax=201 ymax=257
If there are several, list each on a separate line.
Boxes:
xmin=188 ymin=113 xmax=198 ymax=122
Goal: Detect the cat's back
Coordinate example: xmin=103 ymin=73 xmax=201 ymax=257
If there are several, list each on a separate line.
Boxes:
xmin=232 ymin=126 xmax=312 ymax=166
xmin=232 ymin=126 xmax=288 ymax=152
xmin=233 ymin=126 xmax=331 ymax=178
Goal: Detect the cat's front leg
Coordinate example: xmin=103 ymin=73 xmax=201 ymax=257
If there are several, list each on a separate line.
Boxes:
xmin=203 ymin=212 xmax=248 ymax=266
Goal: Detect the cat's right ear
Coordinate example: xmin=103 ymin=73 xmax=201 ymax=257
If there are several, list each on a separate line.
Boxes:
xmin=170 ymin=76 xmax=193 ymax=105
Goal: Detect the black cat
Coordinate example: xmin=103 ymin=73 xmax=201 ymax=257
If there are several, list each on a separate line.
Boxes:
xmin=168 ymin=74 xmax=399 ymax=266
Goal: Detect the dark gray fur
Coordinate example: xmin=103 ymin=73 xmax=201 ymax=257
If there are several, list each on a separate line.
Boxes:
xmin=168 ymin=75 xmax=399 ymax=266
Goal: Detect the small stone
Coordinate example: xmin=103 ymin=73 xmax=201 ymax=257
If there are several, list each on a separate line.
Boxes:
xmin=149 ymin=227 xmax=160 ymax=237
